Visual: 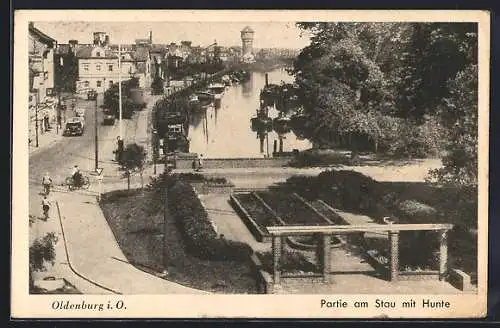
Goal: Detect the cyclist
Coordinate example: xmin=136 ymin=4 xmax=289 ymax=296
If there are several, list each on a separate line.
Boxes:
xmin=71 ymin=165 xmax=82 ymax=188
xmin=42 ymin=172 xmax=52 ymax=195
xmin=41 ymin=196 xmax=51 ymax=220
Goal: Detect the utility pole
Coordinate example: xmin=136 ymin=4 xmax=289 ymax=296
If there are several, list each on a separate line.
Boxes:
xmin=93 ymin=90 xmax=99 ymax=170
xmin=35 ymin=94 xmax=39 ymax=148
xmin=118 ymin=44 xmax=123 ymax=140
xmin=57 ymin=55 xmax=64 ymax=134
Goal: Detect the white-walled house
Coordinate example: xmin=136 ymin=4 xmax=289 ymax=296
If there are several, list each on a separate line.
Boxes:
xmin=75 ymin=46 xmax=120 ymax=93
xmin=29 ymin=23 xmax=56 ymax=104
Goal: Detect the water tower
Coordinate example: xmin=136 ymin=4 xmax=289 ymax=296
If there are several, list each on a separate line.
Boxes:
xmin=240 ymin=26 xmax=255 ymax=57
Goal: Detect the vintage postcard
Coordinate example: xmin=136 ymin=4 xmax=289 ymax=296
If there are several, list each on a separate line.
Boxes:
xmin=12 ymin=9 xmax=489 ymax=318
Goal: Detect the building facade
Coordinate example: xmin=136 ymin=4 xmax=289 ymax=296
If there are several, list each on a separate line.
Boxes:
xmin=29 ymin=23 xmax=57 ymax=104
xmin=75 ymin=46 xmax=119 ymax=93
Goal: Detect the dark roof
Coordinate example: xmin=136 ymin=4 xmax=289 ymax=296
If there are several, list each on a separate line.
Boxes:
xmin=133 ymin=47 xmax=150 ymax=61
xmin=136 ymin=62 xmax=147 ymax=73
xmin=151 ymin=53 xmax=163 ymax=63
xmin=55 ymin=44 xmax=71 ymax=55
xmin=29 ymin=24 xmax=57 ymax=46
xmin=135 ymin=39 xmax=151 ymax=44
xmin=75 ymin=46 xmax=116 ymax=59
xmin=241 ymin=26 xmax=254 ymax=33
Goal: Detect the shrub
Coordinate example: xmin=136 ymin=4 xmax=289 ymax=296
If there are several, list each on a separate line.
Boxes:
xmin=380 ymin=117 xmax=446 ymax=159
xmin=283 ymin=175 xmax=319 ymax=200
xmin=317 ymin=169 xmax=380 ymax=213
xmin=288 ymin=149 xmax=350 ymax=168
xmin=166 ymin=178 xmax=252 ymax=261
xmin=174 ymin=173 xmax=205 ymax=182
xmin=396 ymin=199 xmax=438 ymax=223
xmin=29 ymin=232 xmax=59 ymax=291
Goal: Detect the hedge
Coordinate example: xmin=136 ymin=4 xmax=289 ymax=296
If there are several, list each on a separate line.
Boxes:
xmin=166 ymin=178 xmax=252 ymax=261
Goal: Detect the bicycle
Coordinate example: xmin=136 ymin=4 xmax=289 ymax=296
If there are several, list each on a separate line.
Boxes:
xmin=42 ymin=183 xmax=51 ymax=196
xmin=65 ymin=175 xmax=90 ymax=191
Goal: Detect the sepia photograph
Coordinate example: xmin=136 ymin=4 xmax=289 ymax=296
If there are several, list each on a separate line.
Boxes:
xmin=12 ymin=10 xmax=489 ymax=318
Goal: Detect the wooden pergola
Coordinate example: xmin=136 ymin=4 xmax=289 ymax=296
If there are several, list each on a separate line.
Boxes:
xmin=266 ymin=223 xmax=453 ymax=285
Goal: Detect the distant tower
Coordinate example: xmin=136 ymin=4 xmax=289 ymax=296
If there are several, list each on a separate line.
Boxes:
xmin=93 ymin=32 xmax=109 ymax=47
xmin=240 ymin=26 xmax=255 ymax=57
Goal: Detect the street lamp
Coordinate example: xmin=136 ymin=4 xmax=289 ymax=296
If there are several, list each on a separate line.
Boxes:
xmin=90 ymin=89 xmax=99 ymax=171
xmin=152 ymin=128 xmax=158 ymax=175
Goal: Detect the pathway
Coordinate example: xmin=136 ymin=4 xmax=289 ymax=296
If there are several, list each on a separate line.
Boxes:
xmin=54 ymin=191 xmax=207 ymax=294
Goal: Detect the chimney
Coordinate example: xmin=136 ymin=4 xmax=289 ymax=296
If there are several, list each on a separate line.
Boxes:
xmin=149 ymin=31 xmax=152 ymax=44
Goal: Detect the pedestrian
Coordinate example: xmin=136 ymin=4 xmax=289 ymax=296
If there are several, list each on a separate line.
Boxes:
xmin=42 ymin=172 xmax=52 ymax=195
xmin=41 ymin=196 xmax=51 ymax=220
xmin=192 ymin=158 xmax=197 ymax=171
xmin=116 ymin=136 xmax=124 ymax=162
xmin=197 ymin=154 xmax=203 ymax=172
xmin=44 ymin=112 xmax=50 ymax=131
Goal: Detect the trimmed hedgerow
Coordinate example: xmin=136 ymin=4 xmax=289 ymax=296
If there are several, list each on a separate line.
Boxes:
xmin=166 ymin=177 xmax=252 ymax=261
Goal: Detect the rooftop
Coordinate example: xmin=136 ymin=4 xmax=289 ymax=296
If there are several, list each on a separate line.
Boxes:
xmin=75 ymin=46 xmax=117 ymax=59
xmin=29 ymin=23 xmax=57 ymax=46
xmin=241 ymin=26 xmax=254 ymax=33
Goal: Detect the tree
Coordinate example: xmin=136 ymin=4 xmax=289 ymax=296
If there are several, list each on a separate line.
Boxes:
xmin=429 ymin=64 xmax=478 ymax=186
xmin=292 ymin=23 xmax=398 ymax=149
xmin=293 ymin=22 xmax=477 ymax=158
xmin=119 ymin=143 xmax=147 ymax=190
xmin=394 ymin=23 xmax=477 ymax=121
xmin=151 ymin=76 xmax=164 ymax=95
xmin=29 ymin=232 xmax=58 ymax=292
xmin=103 ymin=77 xmax=140 ymax=118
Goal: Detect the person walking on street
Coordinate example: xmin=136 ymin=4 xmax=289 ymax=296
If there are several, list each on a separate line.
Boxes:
xmin=42 ymin=172 xmax=52 ymax=195
xmin=71 ymin=165 xmax=82 ymax=188
xmin=41 ymin=196 xmax=51 ymax=220
xmin=197 ymin=154 xmax=203 ymax=172
xmin=116 ymin=136 xmax=124 ymax=163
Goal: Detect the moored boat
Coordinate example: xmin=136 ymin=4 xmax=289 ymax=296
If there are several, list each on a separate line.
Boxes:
xmin=207 ymin=82 xmax=225 ymax=100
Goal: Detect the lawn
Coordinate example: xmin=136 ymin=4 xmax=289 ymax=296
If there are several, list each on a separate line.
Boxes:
xmin=100 ymin=189 xmax=259 ymax=294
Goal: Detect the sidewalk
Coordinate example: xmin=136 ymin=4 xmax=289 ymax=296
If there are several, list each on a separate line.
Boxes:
xmin=55 ymin=187 xmax=207 ymax=294
xmin=29 ymin=125 xmax=63 ymax=156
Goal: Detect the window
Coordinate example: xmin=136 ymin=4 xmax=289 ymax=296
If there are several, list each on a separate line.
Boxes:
xmin=96 ymin=64 xmax=101 ymax=71
xmin=96 ymin=51 xmax=101 ymax=57
xmin=84 ymin=81 xmax=90 ymax=87
xmin=83 ymin=64 xmax=89 ymax=71
xmin=108 ymin=65 xmax=113 ymax=71
xmin=96 ymin=81 xmax=102 ymax=87
xmin=108 ymin=80 xmax=113 ymax=87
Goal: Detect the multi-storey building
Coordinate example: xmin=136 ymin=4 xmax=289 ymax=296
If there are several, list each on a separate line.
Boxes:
xmin=29 ymin=22 xmax=57 ymax=104
xmin=75 ymin=45 xmax=119 ymax=93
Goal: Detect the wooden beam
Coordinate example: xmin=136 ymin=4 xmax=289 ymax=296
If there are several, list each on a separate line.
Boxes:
xmin=266 ymin=223 xmax=453 ymax=235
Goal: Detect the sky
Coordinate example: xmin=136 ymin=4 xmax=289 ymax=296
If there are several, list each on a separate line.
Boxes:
xmin=33 ymin=21 xmax=312 ymax=49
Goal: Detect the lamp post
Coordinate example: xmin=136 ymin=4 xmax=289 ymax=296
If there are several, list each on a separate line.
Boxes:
xmin=92 ymin=89 xmax=99 ymax=171
xmin=118 ymin=44 xmax=123 ymax=140
xmin=152 ymin=129 xmax=158 ymax=175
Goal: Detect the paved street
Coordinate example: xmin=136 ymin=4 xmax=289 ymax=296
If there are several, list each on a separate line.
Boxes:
xmin=28 ymin=91 xmax=202 ymax=294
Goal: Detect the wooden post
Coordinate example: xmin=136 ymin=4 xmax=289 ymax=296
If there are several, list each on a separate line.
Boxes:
xmin=322 ymin=234 xmax=331 ymax=282
xmin=439 ymin=229 xmax=449 ymax=281
xmin=389 ymin=231 xmax=399 ymax=282
xmin=272 ymin=234 xmax=282 ymax=285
